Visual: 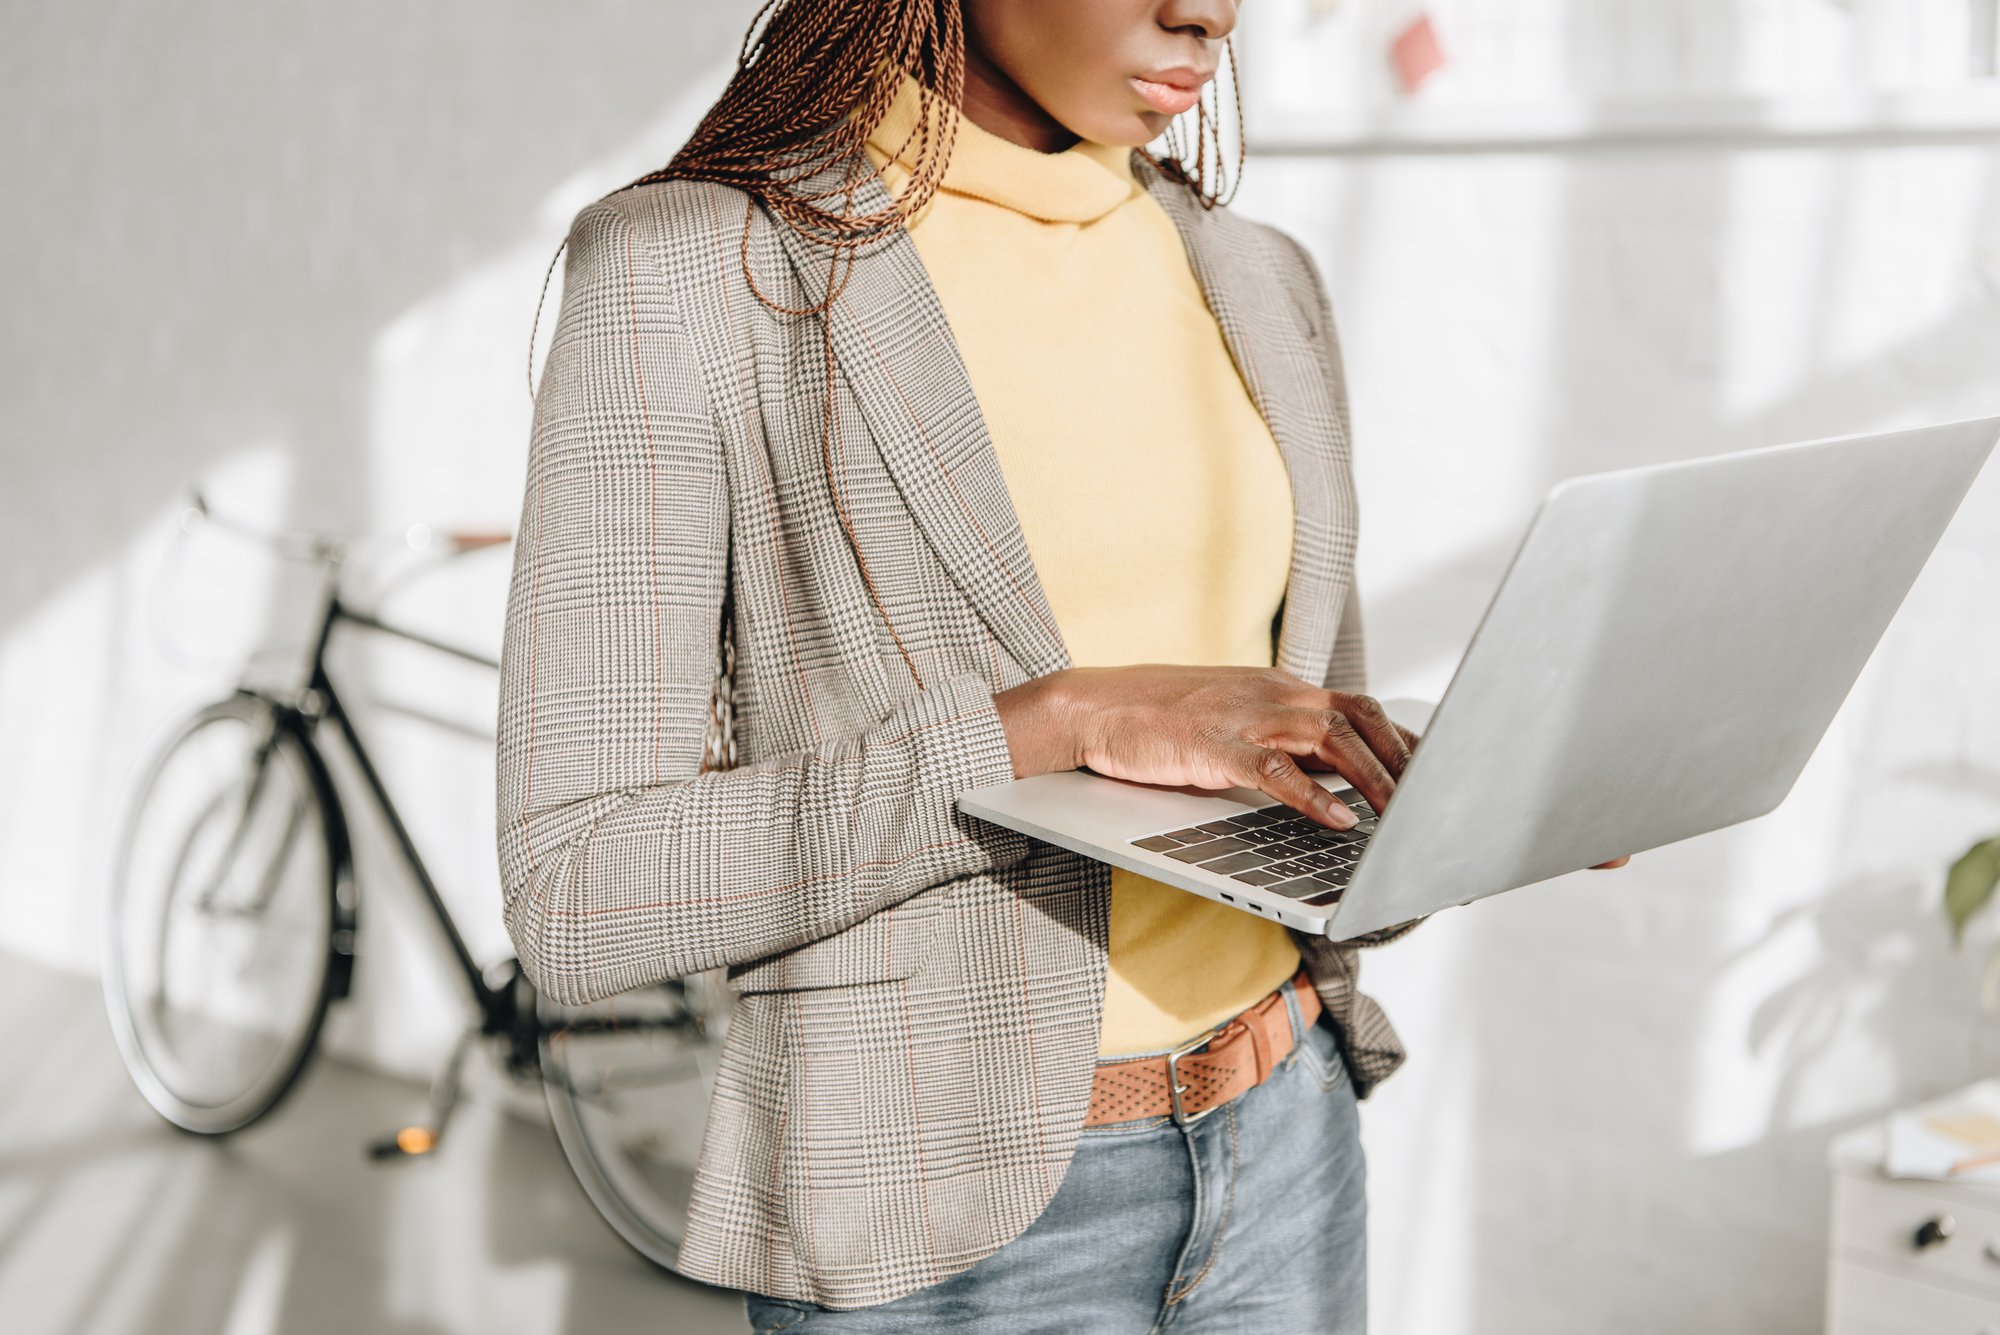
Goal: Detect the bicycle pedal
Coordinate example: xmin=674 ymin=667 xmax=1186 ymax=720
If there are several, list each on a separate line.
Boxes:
xmin=366 ymin=1125 xmax=439 ymax=1161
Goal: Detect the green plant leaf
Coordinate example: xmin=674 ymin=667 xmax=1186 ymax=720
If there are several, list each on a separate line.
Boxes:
xmin=1946 ymin=835 xmax=2000 ymax=947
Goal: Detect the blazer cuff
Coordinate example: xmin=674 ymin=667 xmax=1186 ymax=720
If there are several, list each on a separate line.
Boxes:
xmin=899 ymin=671 xmax=1032 ymax=875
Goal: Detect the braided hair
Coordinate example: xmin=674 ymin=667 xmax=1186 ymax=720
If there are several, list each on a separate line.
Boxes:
xmin=528 ymin=0 xmax=1246 ymax=690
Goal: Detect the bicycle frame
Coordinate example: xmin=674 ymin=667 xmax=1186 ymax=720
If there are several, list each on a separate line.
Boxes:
xmin=271 ymin=564 xmax=539 ymax=1075
xmin=142 ymin=494 xmax=724 ymax=1251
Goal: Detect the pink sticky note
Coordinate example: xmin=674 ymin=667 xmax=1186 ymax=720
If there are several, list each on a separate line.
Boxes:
xmin=1391 ymin=11 xmax=1446 ymax=94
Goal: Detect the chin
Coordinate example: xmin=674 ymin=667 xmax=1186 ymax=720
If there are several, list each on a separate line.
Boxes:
xmin=1091 ymin=111 xmax=1166 ymax=146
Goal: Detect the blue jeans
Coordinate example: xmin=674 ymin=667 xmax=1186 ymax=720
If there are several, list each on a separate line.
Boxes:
xmin=742 ymin=977 xmax=1367 ymax=1334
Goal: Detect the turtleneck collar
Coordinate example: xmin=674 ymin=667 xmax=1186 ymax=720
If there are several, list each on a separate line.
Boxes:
xmin=860 ymin=66 xmax=1138 ymax=225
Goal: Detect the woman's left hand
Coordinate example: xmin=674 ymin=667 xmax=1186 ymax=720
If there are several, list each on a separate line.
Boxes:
xmin=1315 ymin=723 xmax=1632 ymax=871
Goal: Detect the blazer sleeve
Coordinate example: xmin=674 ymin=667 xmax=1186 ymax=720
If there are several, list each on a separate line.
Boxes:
xmin=495 ymin=200 xmax=1023 ymax=1007
xmin=1277 ymin=226 xmax=1426 ymax=951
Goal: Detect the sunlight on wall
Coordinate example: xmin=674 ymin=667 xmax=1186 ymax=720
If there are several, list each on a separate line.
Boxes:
xmin=1356 ymin=912 xmax=1481 ymax=1335
xmin=0 ymin=446 xmax=293 ymax=975
xmin=1683 ymin=713 xmax=1857 ymax=1155
xmin=1237 ymin=53 xmax=2000 ymax=1335
xmin=1808 ymin=152 xmax=1985 ymax=386
xmin=1716 ymin=154 xmax=1837 ymax=421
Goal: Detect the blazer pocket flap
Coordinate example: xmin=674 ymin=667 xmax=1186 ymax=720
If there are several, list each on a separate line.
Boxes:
xmin=726 ymin=892 xmax=949 ymax=994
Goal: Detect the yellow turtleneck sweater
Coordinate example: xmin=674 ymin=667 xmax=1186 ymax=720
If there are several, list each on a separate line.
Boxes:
xmin=859 ymin=69 xmax=1302 ymax=1057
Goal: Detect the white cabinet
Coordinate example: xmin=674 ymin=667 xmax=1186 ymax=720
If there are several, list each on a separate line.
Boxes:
xmin=1828 ymin=1106 xmax=2000 ymax=1334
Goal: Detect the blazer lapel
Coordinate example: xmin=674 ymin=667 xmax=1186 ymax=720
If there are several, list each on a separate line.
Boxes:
xmin=764 ymin=147 xmax=1353 ymax=691
xmin=768 ymin=163 xmax=1072 ymax=683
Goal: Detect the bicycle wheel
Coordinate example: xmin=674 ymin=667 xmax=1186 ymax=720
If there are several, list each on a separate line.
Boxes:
xmin=102 ymin=692 xmax=342 ymax=1135
xmin=538 ymin=970 xmax=733 ymax=1275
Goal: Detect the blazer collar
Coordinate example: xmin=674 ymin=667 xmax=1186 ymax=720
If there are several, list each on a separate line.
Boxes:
xmin=765 ymin=146 xmax=1352 ymax=690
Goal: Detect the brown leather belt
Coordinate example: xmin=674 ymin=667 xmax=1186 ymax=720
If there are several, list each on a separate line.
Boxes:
xmin=1086 ymin=967 xmax=1323 ymax=1128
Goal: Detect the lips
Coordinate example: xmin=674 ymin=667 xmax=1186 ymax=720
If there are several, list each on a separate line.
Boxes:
xmin=1132 ymin=70 xmax=1211 ymax=115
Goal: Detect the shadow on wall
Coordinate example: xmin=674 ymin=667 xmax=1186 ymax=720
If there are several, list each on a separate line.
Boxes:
xmin=1245 ymin=16 xmax=2000 ymax=1332
xmin=1389 ymin=129 xmax=1997 ymax=1335
xmin=0 ymin=3 xmax=761 ymax=1076
xmin=1 ymin=0 xmax=758 ymax=627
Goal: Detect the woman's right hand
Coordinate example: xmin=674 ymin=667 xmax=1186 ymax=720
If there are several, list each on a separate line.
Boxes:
xmin=993 ymin=665 xmax=1418 ymax=830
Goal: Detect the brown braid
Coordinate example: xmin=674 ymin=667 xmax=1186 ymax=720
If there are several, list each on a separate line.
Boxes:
xmin=526 ymin=1 xmax=1247 ymax=693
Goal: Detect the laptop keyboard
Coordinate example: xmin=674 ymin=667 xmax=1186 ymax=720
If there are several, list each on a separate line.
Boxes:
xmin=1128 ymin=796 xmax=1379 ymax=909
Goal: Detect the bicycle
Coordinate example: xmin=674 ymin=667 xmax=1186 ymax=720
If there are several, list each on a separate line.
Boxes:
xmin=99 ymin=485 xmax=734 ymax=1278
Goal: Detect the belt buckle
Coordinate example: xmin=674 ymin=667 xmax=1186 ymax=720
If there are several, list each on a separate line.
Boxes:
xmin=1166 ymin=1021 xmax=1231 ymax=1128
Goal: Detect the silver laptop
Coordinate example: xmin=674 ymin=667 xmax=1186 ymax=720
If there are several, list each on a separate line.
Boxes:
xmin=959 ymin=416 xmax=1999 ymax=941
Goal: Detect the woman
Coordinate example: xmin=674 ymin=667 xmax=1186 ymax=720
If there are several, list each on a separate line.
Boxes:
xmin=499 ymin=1 xmax=1626 ymax=1330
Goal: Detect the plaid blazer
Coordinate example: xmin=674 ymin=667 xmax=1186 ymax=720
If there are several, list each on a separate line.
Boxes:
xmin=495 ymin=145 xmax=1421 ymax=1310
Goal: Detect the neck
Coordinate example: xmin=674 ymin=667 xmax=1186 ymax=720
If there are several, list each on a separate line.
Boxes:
xmin=958 ymin=41 xmax=1081 ymax=154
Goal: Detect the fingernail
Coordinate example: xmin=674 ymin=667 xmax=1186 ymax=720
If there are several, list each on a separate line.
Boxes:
xmin=1326 ymin=801 xmax=1358 ymax=829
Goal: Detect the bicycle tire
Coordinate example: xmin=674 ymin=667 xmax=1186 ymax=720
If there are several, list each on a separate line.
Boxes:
xmin=101 ymin=690 xmax=352 ymax=1136
xmin=537 ymin=973 xmax=734 ymax=1280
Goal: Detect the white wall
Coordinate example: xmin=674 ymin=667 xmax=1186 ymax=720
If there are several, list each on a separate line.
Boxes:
xmin=0 ymin=0 xmax=765 ymax=1080
xmin=5 ymin=4 xmax=1999 ymax=1334
xmin=1235 ymin=4 xmax=2000 ymax=1333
